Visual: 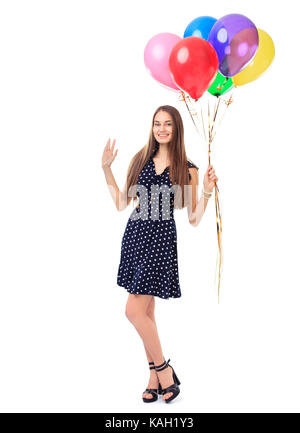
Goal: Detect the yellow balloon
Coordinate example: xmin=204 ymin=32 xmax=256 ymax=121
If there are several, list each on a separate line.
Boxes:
xmin=232 ymin=29 xmax=275 ymax=86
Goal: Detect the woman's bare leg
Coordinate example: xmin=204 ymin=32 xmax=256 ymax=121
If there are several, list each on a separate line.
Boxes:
xmin=125 ymin=294 xmax=164 ymax=362
xmin=143 ymin=296 xmax=156 ymax=362
xmin=125 ymin=294 xmax=175 ymax=400
xmin=142 ymin=297 xmax=160 ymax=399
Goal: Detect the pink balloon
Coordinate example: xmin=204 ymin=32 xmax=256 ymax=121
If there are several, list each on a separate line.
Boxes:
xmin=144 ymin=33 xmax=182 ymax=92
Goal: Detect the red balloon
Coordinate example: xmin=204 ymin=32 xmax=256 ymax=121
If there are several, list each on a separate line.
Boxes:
xmin=169 ymin=37 xmax=219 ymax=100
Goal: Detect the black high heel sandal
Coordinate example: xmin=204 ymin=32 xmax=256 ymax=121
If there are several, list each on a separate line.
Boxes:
xmin=142 ymin=361 xmax=163 ymax=403
xmin=154 ymin=358 xmax=181 ymax=403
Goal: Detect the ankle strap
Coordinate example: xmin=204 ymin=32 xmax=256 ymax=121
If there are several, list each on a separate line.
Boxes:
xmin=155 ymin=358 xmax=170 ymax=372
xmin=149 ymin=361 xmax=155 ymax=370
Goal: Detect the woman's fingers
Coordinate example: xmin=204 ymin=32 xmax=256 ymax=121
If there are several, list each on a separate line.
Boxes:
xmin=105 ymin=138 xmax=117 ymax=155
xmin=207 ymin=165 xmax=218 ymax=182
xmin=204 ymin=164 xmax=219 ymax=187
xmin=111 ymin=138 xmax=116 ymax=152
xmin=105 ymin=138 xmax=111 ymax=150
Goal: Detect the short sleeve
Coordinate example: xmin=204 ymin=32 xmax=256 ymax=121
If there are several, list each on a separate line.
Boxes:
xmin=187 ymin=160 xmax=199 ymax=181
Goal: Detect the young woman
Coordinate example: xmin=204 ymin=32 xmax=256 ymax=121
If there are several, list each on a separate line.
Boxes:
xmin=102 ymin=105 xmax=218 ymax=404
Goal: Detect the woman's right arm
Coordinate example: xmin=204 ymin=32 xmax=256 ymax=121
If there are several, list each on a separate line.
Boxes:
xmin=101 ymin=138 xmax=132 ymax=211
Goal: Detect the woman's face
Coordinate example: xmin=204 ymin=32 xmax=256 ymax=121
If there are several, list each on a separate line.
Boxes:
xmin=153 ymin=111 xmax=173 ymax=144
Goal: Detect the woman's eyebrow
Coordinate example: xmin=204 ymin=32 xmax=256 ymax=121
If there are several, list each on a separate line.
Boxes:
xmin=154 ymin=120 xmax=172 ymax=123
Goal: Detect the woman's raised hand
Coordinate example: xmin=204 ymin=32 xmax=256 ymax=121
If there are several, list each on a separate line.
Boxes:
xmin=102 ymin=138 xmax=118 ymax=169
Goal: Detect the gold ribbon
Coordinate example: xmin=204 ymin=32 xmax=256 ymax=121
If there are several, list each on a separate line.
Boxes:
xmin=179 ymin=89 xmax=235 ymax=303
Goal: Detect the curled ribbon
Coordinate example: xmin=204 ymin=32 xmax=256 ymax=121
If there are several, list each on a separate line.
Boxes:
xmin=179 ymin=89 xmax=235 ymax=303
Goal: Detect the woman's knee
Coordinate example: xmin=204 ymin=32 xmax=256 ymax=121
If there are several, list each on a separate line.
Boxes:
xmin=125 ymin=294 xmax=152 ymax=322
xmin=146 ymin=298 xmax=155 ymax=320
xmin=125 ymin=302 xmax=139 ymax=322
xmin=125 ymin=297 xmax=141 ymax=322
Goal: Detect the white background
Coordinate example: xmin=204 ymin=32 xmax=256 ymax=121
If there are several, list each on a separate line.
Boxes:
xmin=0 ymin=0 xmax=299 ymax=413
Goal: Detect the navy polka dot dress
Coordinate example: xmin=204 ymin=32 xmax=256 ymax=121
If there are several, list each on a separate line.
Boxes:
xmin=117 ymin=142 xmax=197 ymax=300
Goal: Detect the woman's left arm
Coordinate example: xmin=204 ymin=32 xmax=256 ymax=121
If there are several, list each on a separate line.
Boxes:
xmin=187 ymin=165 xmax=218 ymax=227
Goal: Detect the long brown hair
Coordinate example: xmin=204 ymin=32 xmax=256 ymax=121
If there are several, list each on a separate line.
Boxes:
xmin=125 ymin=105 xmax=198 ymax=209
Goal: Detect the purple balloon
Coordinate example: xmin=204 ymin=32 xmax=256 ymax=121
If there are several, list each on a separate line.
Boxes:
xmin=208 ymin=14 xmax=259 ymax=77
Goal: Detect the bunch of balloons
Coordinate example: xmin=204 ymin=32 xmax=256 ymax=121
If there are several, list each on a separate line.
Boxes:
xmin=144 ymin=13 xmax=275 ymax=100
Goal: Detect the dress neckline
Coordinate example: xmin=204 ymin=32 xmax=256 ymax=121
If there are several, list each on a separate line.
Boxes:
xmin=150 ymin=143 xmax=170 ymax=176
xmin=151 ymin=158 xmax=170 ymax=176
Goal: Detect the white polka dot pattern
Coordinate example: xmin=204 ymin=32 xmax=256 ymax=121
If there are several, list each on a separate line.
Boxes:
xmin=117 ymin=142 xmax=197 ymax=300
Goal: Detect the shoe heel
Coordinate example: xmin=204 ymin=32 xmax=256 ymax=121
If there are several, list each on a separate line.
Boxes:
xmin=158 ymin=382 xmax=162 ymax=394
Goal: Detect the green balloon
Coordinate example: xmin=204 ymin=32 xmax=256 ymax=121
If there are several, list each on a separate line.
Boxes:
xmin=208 ymin=72 xmax=234 ymax=97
